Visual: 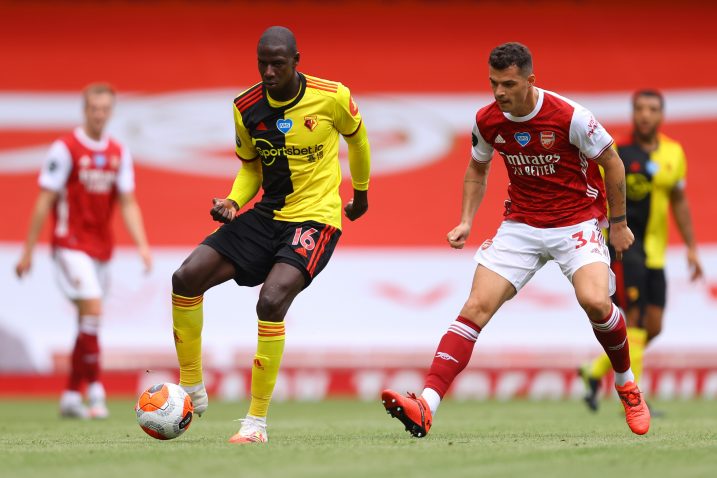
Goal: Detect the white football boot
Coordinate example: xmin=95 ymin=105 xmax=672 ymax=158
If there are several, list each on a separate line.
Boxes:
xmin=228 ymin=415 xmax=268 ymax=444
xmin=181 ymin=383 xmax=208 ymax=416
xmin=59 ymin=390 xmax=89 ymax=419
xmin=87 ymin=382 xmax=109 ymax=419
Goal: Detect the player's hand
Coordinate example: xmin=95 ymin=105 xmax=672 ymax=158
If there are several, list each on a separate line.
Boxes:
xmin=15 ymin=251 xmax=32 ymax=278
xmin=210 ymin=198 xmax=239 ymax=224
xmin=139 ymin=246 xmax=153 ymax=274
xmin=609 ymin=222 xmax=634 ymax=260
xmin=687 ymin=247 xmax=704 ymax=282
xmin=447 ymin=223 xmax=471 ymax=249
xmin=344 ymin=190 xmax=368 ymax=221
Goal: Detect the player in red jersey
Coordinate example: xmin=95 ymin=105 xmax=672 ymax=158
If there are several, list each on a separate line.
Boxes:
xmin=382 ymin=43 xmax=650 ymax=436
xmin=15 ymin=83 xmax=152 ymax=419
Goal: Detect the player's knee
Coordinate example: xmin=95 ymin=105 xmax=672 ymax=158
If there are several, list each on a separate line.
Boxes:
xmin=461 ymin=297 xmax=494 ymax=323
xmin=172 ymin=266 xmax=201 ymax=297
xmin=646 ymin=323 xmax=662 ymax=341
xmin=256 ymin=290 xmax=288 ymax=322
xmin=578 ymin=296 xmax=611 ymax=321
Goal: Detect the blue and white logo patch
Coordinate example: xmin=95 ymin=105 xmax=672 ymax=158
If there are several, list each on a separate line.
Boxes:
xmin=646 ymin=160 xmax=659 ymax=176
xmin=514 ymin=132 xmax=531 ymax=147
xmin=276 ymin=119 xmax=293 ymax=134
xmin=94 ymin=154 xmax=106 ymax=167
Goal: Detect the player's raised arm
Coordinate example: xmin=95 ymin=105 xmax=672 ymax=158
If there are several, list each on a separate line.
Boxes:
xmin=594 ymin=147 xmax=634 ymax=256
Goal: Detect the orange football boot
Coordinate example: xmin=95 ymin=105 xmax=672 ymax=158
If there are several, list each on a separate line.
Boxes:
xmin=616 ymin=381 xmax=651 ymax=435
xmin=381 ymin=389 xmax=432 ymax=438
xmin=228 ymin=417 xmax=268 ymax=444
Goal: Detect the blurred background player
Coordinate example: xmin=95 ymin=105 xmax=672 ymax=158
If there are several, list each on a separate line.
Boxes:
xmin=580 ymin=90 xmax=704 ymax=411
xmin=15 ymin=83 xmax=152 ymax=419
xmin=170 ymin=26 xmax=370 ymax=444
xmin=382 ymin=42 xmax=650 ymax=437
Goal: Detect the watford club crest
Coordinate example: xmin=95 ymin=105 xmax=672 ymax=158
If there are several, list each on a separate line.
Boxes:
xmin=304 ymin=115 xmax=318 ymax=131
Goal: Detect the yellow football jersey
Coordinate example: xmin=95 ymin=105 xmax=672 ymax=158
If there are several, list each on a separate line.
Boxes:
xmin=618 ymin=133 xmax=687 ymax=268
xmin=232 ymin=73 xmax=363 ymax=229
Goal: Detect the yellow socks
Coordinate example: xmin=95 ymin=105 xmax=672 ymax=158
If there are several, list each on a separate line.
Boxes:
xmin=171 ymin=293 xmax=204 ymax=387
xmin=626 ymin=327 xmax=648 ymax=383
xmin=588 ymin=352 xmax=613 ymax=380
xmin=248 ymin=320 xmax=286 ymax=418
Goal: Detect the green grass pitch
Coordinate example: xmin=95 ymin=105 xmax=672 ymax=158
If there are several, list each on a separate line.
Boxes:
xmin=1 ymin=399 xmax=715 ymax=478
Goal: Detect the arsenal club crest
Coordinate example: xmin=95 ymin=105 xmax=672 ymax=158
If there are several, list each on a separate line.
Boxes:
xmin=304 ymin=115 xmax=318 ymax=131
xmin=540 ymin=131 xmax=555 ymax=149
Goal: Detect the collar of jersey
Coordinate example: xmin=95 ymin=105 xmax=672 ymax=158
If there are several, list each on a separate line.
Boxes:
xmin=502 ymin=87 xmax=544 ymax=123
xmin=265 ymin=73 xmax=307 ymax=110
xmin=74 ymin=126 xmax=109 ymax=150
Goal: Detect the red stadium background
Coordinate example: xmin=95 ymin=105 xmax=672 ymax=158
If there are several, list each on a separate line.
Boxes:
xmin=1 ymin=1 xmax=717 ymax=399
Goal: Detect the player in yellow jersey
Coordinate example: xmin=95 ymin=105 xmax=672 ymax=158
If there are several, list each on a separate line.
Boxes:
xmin=580 ymin=90 xmax=703 ymax=411
xmin=170 ymin=26 xmax=371 ymax=443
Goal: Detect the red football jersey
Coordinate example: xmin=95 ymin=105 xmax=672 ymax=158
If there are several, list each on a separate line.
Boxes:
xmin=39 ymin=127 xmax=135 ymax=261
xmin=471 ymin=88 xmax=612 ymax=228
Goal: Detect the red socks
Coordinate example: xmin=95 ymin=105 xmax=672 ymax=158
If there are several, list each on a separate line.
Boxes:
xmin=67 ymin=316 xmax=101 ymax=391
xmin=424 ymin=316 xmax=481 ymax=398
xmin=590 ymin=303 xmax=630 ymax=373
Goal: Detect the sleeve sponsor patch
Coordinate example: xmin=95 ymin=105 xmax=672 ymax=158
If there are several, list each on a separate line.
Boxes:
xmin=349 ymin=96 xmax=359 ymax=116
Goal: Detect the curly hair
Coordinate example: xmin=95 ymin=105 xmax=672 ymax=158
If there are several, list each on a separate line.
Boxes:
xmin=488 ymin=43 xmax=533 ymax=75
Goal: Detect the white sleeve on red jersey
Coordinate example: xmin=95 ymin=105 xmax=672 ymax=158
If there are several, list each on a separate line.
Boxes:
xmin=116 ymin=146 xmax=135 ymax=194
xmin=471 ymin=122 xmax=494 ymax=163
xmin=569 ymin=106 xmax=613 ymax=160
xmin=38 ymin=140 xmax=72 ymax=192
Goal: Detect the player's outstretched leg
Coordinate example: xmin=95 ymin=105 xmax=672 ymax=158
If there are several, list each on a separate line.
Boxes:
xmin=381 ymin=390 xmax=433 ymax=438
xmin=589 ymin=303 xmax=650 ymax=434
xmin=616 ymin=381 xmax=650 ymax=435
xmin=382 ymin=316 xmax=481 ymax=437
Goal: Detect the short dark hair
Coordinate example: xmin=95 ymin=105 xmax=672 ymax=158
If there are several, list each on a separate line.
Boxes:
xmin=632 ymin=89 xmax=664 ymax=110
xmin=258 ymin=26 xmax=298 ymax=55
xmin=489 ymin=42 xmax=533 ymax=75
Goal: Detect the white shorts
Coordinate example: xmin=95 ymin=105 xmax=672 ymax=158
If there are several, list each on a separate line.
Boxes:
xmin=474 ymin=219 xmax=615 ymax=294
xmin=53 ymin=247 xmax=109 ymax=300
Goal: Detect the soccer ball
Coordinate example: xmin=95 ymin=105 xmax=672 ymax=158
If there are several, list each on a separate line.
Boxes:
xmin=135 ymin=383 xmax=194 ymax=440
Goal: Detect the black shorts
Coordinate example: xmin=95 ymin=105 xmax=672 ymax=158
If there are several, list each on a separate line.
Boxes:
xmin=202 ymin=209 xmax=341 ymax=288
xmin=610 ymin=245 xmax=667 ymax=316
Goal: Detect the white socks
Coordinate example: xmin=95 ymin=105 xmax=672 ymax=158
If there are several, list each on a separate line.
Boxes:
xmin=614 ymin=369 xmax=636 ymax=387
xmin=421 ymin=388 xmax=441 ymax=415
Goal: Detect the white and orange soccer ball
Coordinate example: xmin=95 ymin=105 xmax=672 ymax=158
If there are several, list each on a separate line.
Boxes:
xmin=135 ymin=383 xmax=194 ymax=440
